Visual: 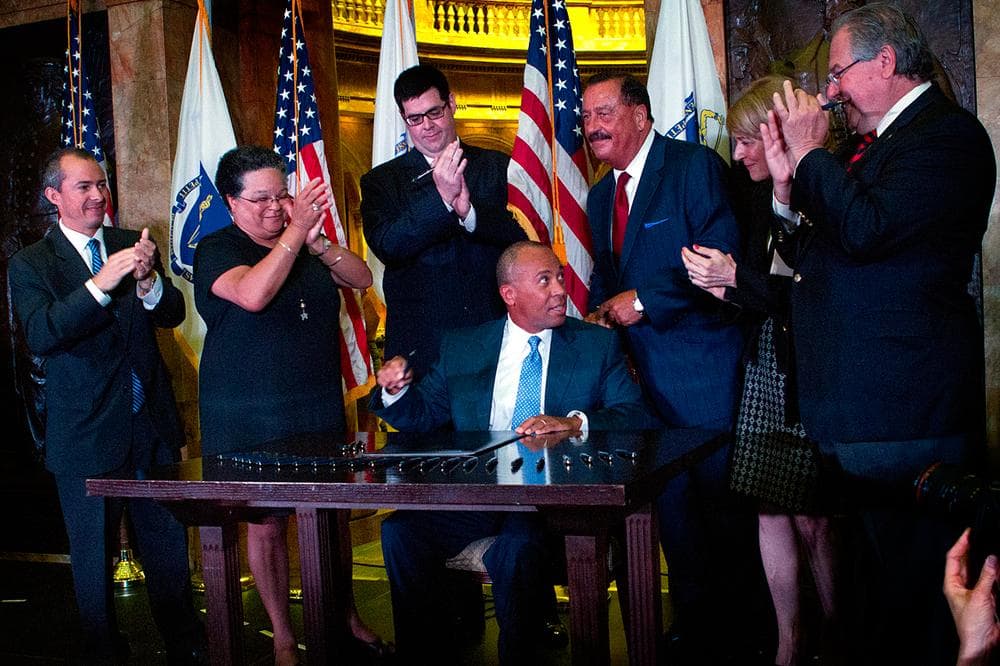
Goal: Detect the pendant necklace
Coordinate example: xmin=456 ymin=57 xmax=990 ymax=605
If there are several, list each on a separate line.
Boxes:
xmin=299 ymin=298 xmax=309 ymax=321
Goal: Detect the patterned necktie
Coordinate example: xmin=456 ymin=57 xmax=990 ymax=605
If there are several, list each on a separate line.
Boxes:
xmin=612 ymin=171 xmax=631 ymax=258
xmin=510 ymin=336 xmax=543 ymax=429
xmin=847 ymin=130 xmax=877 ymax=172
xmin=87 ymin=238 xmax=145 ymax=414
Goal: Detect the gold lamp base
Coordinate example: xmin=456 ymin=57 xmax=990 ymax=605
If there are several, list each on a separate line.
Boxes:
xmin=113 ymin=548 xmax=146 ymax=590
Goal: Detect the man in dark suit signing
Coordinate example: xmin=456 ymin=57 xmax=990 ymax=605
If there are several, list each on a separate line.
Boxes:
xmin=765 ymin=3 xmax=996 ymax=662
xmin=361 ymin=64 xmax=526 ymax=379
xmin=582 ymin=73 xmax=747 ymax=657
xmin=371 ymin=241 xmax=650 ymax=663
xmin=8 ymin=148 xmax=203 ymax=663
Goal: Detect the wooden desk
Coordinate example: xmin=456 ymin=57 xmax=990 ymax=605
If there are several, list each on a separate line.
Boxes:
xmin=87 ymin=429 xmax=726 ymax=665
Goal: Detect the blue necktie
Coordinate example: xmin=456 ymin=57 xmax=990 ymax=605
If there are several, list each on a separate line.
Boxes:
xmin=87 ymin=238 xmax=145 ymax=414
xmin=510 ymin=335 xmax=543 ymax=429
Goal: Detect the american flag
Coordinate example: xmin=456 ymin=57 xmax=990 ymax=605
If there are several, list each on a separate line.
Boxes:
xmin=272 ymin=0 xmax=374 ymax=401
xmin=61 ymin=0 xmax=115 ymax=226
xmin=507 ymin=0 xmax=591 ymax=318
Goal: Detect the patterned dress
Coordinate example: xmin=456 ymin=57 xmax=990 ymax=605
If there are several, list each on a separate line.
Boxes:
xmin=725 ymin=182 xmax=821 ymax=514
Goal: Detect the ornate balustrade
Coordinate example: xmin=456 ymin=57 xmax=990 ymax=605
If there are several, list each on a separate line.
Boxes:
xmin=331 ymin=0 xmax=646 ymax=55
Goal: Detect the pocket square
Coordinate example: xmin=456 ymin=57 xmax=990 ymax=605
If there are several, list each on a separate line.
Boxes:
xmin=643 ymin=218 xmax=669 ymax=229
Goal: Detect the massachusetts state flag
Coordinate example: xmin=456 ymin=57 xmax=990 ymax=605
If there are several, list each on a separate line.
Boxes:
xmin=168 ymin=0 xmax=237 ymax=358
xmin=61 ymin=0 xmax=115 ymax=227
xmin=507 ymin=0 xmax=591 ymax=319
xmin=648 ymin=0 xmax=730 ymax=163
xmin=273 ymin=0 xmax=374 ymax=401
xmin=368 ymin=0 xmax=419 ymax=305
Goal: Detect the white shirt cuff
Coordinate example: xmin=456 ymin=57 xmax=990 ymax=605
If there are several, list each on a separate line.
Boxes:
xmin=444 ymin=201 xmax=477 ymax=232
xmin=380 ymin=384 xmax=409 ymax=407
xmin=138 ymin=271 xmax=163 ymax=310
xmin=566 ymin=410 xmax=589 ymax=433
xmin=772 ymin=194 xmax=797 ymax=225
xmin=86 ymin=279 xmax=111 ymax=307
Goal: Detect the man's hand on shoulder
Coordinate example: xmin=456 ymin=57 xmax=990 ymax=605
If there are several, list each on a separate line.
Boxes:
xmin=599 ymin=290 xmax=643 ymax=327
xmin=377 ymin=355 xmax=414 ymax=396
xmin=584 ymin=308 xmax=613 ymax=328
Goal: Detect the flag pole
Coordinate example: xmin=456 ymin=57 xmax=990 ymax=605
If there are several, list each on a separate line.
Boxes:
xmin=539 ymin=0 xmax=566 ymax=260
xmin=291 ymin=0 xmax=302 ymax=191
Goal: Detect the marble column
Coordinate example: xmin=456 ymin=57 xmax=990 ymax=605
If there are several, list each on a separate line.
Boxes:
xmin=104 ymin=0 xmax=200 ymax=439
xmin=974 ymin=0 xmax=1000 ymax=449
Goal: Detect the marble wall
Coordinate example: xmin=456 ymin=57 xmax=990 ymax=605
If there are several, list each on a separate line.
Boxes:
xmin=974 ymin=0 xmax=1000 ymax=448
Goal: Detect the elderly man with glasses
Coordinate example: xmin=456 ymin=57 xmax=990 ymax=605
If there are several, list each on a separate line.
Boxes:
xmin=761 ymin=3 xmax=996 ymax=663
xmin=361 ymin=64 xmax=526 ymax=381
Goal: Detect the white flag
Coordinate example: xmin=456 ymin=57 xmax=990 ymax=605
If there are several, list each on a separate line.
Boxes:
xmin=367 ymin=0 xmax=418 ymax=303
xmin=648 ymin=0 xmax=730 ymax=163
xmin=168 ymin=0 xmax=237 ymax=359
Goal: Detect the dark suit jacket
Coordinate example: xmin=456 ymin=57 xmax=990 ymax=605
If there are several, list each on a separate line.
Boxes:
xmin=785 ymin=84 xmax=996 ymax=447
xmin=361 ymin=143 xmax=527 ymax=378
xmin=588 ymin=132 xmax=743 ymax=428
xmin=8 ymin=226 xmax=185 ymax=476
xmin=371 ymin=316 xmax=651 ymax=432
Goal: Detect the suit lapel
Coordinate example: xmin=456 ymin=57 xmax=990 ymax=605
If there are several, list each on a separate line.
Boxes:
xmin=544 ymin=324 xmax=576 ymax=415
xmin=403 ymin=147 xmax=433 ymax=188
xmin=470 ymin=320 xmax=506 ymax=428
xmin=50 ymin=226 xmax=93 ymax=286
xmin=621 ymin=132 xmax=664 ymax=269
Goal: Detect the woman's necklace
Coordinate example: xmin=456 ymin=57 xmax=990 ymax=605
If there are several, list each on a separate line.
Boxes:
xmin=299 ymin=297 xmax=309 ymax=321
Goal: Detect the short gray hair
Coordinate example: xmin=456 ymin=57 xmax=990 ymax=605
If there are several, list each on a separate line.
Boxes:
xmin=832 ymin=2 xmax=933 ymax=82
xmin=40 ymin=147 xmax=97 ymax=192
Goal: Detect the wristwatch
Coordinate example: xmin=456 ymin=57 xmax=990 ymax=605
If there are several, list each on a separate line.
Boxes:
xmin=632 ymin=294 xmax=644 ymax=314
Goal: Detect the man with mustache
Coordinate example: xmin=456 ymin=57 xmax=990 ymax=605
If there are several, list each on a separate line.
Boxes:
xmin=362 ymin=64 xmax=526 ymax=380
xmin=582 ymin=72 xmax=745 ymax=659
xmin=764 ymin=3 xmax=996 ymax=662
xmin=8 ymin=148 xmax=204 ymax=662
xmin=371 ymin=241 xmax=650 ymax=663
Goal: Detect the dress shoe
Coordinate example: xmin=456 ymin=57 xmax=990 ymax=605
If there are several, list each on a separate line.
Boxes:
xmin=166 ymin=636 xmax=209 ymax=666
xmin=350 ymin=636 xmax=396 ymax=664
xmin=540 ymin=618 xmax=569 ymax=649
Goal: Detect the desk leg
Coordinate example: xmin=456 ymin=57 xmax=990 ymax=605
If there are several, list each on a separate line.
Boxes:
xmin=296 ymin=507 xmax=351 ymax=664
xmin=199 ymin=523 xmax=244 ymax=666
xmin=624 ymin=504 xmax=661 ymax=666
xmin=565 ymin=533 xmax=610 ymax=666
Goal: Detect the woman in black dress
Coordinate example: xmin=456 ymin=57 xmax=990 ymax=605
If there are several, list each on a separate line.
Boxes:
xmin=682 ymin=76 xmax=836 ymax=665
xmin=195 ymin=146 xmax=380 ymax=664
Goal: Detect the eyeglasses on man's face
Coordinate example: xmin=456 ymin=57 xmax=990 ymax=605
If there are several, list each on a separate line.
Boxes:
xmin=826 ymin=58 xmax=864 ymax=87
xmin=237 ymin=193 xmax=292 ymax=207
xmin=403 ymin=102 xmax=449 ymax=127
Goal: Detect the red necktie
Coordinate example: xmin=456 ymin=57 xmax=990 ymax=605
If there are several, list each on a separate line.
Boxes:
xmin=847 ymin=130 xmax=876 ymax=172
xmin=612 ymin=171 xmax=631 ymax=257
